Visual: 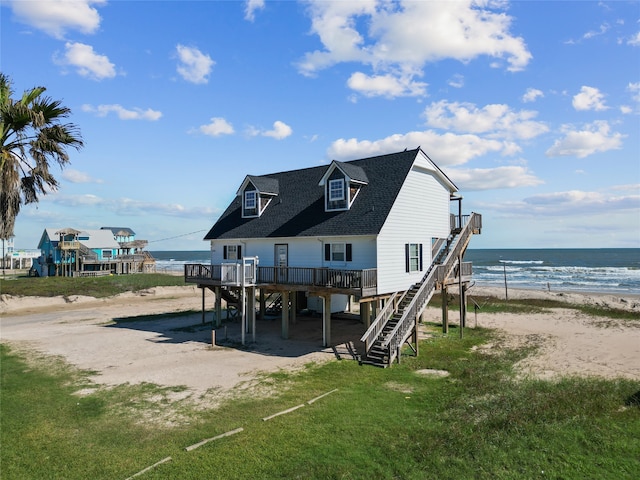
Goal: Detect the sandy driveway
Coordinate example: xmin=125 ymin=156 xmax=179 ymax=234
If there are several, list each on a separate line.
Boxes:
xmin=0 ymin=287 xmax=363 ymax=406
xmin=1 ymin=286 xmax=639 ymax=409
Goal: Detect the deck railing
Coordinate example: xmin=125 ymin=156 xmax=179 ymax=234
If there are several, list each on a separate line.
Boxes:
xmin=185 ymin=263 xmax=377 ymax=292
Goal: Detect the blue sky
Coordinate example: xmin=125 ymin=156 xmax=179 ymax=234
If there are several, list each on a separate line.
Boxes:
xmin=2 ymin=0 xmax=639 ymax=251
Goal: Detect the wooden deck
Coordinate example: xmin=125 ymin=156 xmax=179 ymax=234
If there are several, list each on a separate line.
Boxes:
xmin=185 ymin=263 xmax=378 ymax=297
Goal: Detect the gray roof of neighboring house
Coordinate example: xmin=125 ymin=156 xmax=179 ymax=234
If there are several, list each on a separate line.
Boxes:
xmin=101 ymin=227 xmax=136 ymax=236
xmin=204 ymin=148 xmax=455 ymax=241
xmin=39 ymin=228 xmax=120 ymax=250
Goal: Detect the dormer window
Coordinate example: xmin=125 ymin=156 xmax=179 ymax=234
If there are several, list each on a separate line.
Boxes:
xmin=238 ymin=175 xmax=279 ymax=218
xmin=319 ymin=160 xmax=369 ymax=212
xmin=242 ymin=187 xmax=259 ymax=217
xmin=244 ymin=190 xmax=257 ymax=210
xmin=329 ymin=179 xmax=345 ymax=202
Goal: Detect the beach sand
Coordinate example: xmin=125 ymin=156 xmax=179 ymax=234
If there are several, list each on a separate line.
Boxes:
xmin=1 ymin=285 xmax=638 ymax=409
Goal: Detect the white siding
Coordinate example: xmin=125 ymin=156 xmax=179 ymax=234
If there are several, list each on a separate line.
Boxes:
xmin=210 ymin=235 xmax=376 ymax=269
xmin=210 ymin=236 xmax=375 ymax=314
xmin=376 ymin=162 xmax=452 ymax=294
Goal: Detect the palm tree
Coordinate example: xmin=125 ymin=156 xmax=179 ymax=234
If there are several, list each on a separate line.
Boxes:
xmin=0 ymin=73 xmax=83 ymax=239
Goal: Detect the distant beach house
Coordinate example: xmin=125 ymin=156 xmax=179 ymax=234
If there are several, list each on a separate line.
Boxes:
xmin=34 ymin=227 xmax=155 ymax=277
xmin=1 ymin=237 xmax=40 ymax=271
xmin=185 ymin=148 xmax=481 ymax=366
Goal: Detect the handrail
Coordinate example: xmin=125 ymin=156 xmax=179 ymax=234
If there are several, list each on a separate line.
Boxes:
xmin=360 ymin=292 xmax=400 ymax=351
xmin=381 ymin=213 xmax=481 ymax=364
xmin=184 ymin=263 xmax=377 ymax=291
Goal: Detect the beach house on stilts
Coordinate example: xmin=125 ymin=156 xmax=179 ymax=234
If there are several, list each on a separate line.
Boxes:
xmin=185 ymin=148 xmax=481 ymax=366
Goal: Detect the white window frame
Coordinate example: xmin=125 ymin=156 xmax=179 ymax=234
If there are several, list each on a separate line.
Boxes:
xmin=331 ymin=243 xmax=345 ymax=262
xmin=408 ymin=243 xmax=420 ymax=272
xmin=328 ymin=179 xmax=345 ymax=202
xmin=226 ymin=245 xmax=238 ymax=260
xmin=244 ymin=190 xmax=257 ymax=210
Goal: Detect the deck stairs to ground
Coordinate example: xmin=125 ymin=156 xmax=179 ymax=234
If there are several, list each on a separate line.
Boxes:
xmin=360 ymin=213 xmax=481 ymax=367
xmin=218 ymin=287 xmax=241 ymax=319
xmin=265 ymin=293 xmax=283 ymax=315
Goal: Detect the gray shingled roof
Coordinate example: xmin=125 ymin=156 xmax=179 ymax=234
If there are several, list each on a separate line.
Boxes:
xmin=246 ymin=175 xmax=279 ymax=195
xmin=332 ymin=161 xmax=369 ymax=184
xmin=204 ymin=148 xmax=446 ymax=240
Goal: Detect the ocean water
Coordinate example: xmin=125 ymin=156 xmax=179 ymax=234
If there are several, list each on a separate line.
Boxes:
xmin=151 ymin=248 xmax=640 ymax=295
xmin=152 ymin=250 xmax=210 ymax=274
xmin=465 ymin=248 xmax=640 ymax=295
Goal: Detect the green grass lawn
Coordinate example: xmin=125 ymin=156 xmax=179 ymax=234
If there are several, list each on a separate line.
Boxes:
xmin=2 ymin=323 xmax=639 ymax=479
xmin=0 ymin=273 xmax=186 ymax=298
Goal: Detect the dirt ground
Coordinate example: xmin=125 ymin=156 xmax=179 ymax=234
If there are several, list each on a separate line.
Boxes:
xmin=1 ymin=285 xmax=639 ymax=408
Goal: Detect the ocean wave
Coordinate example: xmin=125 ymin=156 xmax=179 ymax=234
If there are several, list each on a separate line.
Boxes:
xmin=499 ymin=259 xmax=544 ymax=265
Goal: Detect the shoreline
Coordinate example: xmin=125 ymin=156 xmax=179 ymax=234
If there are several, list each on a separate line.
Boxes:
xmin=471 ymin=281 xmax=640 ymax=299
xmin=469 ymin=284 xmax=640 ymax=312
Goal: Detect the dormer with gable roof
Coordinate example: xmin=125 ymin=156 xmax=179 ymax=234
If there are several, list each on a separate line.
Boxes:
xmin=318 ymin=160 xmax=369 ymax=212
xmin=238 ymin=175 xmax=279 ymax=218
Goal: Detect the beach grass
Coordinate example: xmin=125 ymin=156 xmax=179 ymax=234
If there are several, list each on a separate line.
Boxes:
xmin=431 ymin=293 xmax=639 ymax=322
xmin=0 ymin=273 xmax=186 ymax=298
xmin=2 ymin=325 xmax=639 ymax=479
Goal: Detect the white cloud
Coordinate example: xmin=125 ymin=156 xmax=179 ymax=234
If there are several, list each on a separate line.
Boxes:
xmin=483 ymin=192 xmax=640 ymax=226
xmin=244 ymin=0 xmax=265 ymax=22
xmin=196 ymin=117 xmax=235 ymax=137
xmin=50 ymin=193 xmax=216 ymax=218
xmin=347 ymin=71 xmax=427 ymax=98
xmin=448 ymin=166 xmax=543 ymax=191
xmin=175 ymin=45 xmax=215 ymax=84
xmin=297 ymin=0 xmax=531 ymax=97
xmin=264 ymin=121 xmax=293 ymax=139
xmin=582 ymin=23 xmax=609 ymax=40
xmin=545 ymin=121 xmax=624 ymax=158
xmin=248 ymin=121 xmax=293 ymax=140
xmin=521 ymin=190 xmax=640 ymax=215
xmin=572 ymin=86 xmax=608 ymax=111
xmin=54 ymin=42 xmax=116 ymax=80
xmin=81 ymin=104 xmax=162 ymax=121
xmin=611 ymin=183 xmax=640 ymax=193
xmin=423 ymin=100 xmax=549 ymax=140
xmin=628 ymin=82 xmax=640 ymax=103
xmin=327 ymin=130 xmax=514 ymax=166
xmin=61 ymin=169 xmax=103 ymax=184
xmin=626 ymin=31 xmax=640 ymax=46
xmin=448 ymin=74 xmax=464 ymax=89
xmin=522 ymin=88 xmax=544 ymax=103
xmin=8 ymin=0 xmax=105 ymax=39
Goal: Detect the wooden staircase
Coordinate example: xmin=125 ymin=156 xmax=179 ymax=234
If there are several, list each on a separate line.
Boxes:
xmin=360 ymin=213 xmax=481 ymax=367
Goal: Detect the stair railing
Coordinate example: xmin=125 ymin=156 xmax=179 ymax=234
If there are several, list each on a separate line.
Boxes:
xmin=360 ymin=291 xmax=404 ymax=353
xmin=381 ymin=213 xmax=481 ymax=365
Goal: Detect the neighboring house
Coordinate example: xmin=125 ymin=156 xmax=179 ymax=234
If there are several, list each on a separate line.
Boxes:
xmin=186 ymin=148 xmax=481 ymax=365
xmin=1 ymin=237 xmax=40 ymax=270
xmin=35 ymin=227 xmax=155 ymax=277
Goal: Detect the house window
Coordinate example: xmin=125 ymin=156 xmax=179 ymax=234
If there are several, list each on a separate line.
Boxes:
xmin=332 ymin=243 xmax=345 ymax=262
xmin=405 ymin=243 xmax=423 ymax=272
xmin=102 ymin=250 xmax=113 ymax=259
xmin=328 ymin=179 xmax=345 ymax=202
xmin=244 ymin=190 xmax=257 ymax=210
xmin=223 ymin=245 xmax=242 ymax=260
xmin=324 ymin=243 xmax=352 ymax=262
